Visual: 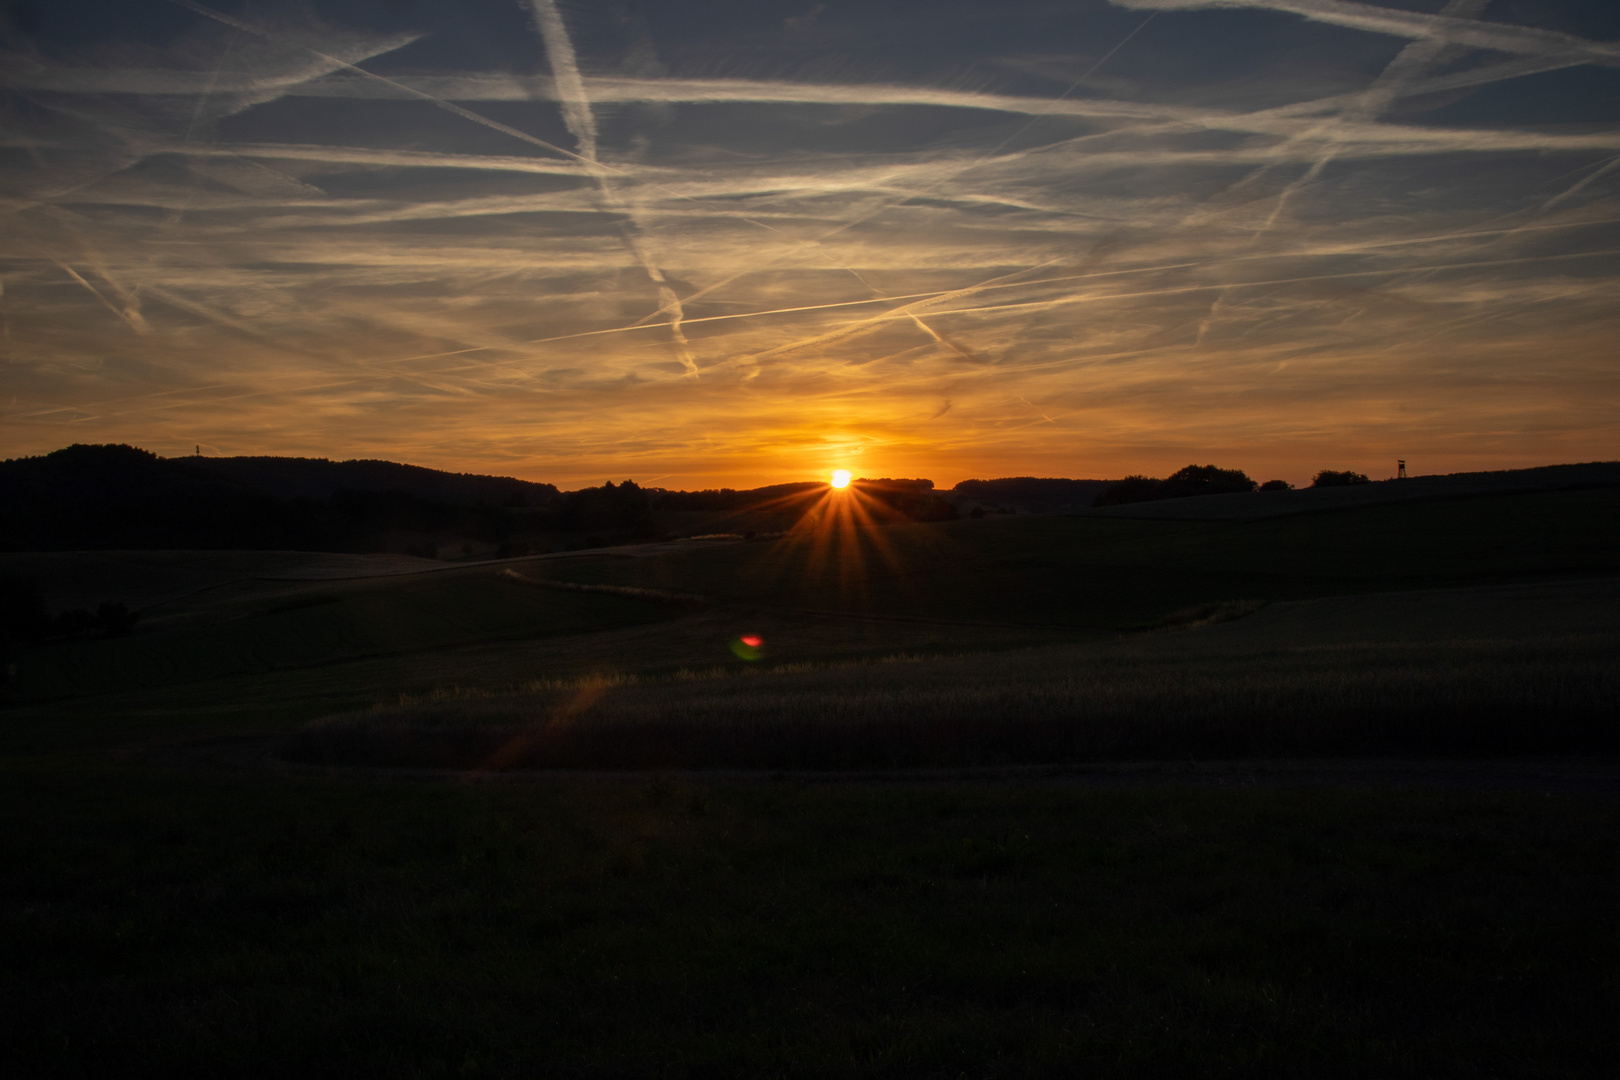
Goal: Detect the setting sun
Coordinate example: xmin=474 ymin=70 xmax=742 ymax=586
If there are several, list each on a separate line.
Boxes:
xmin=830 ymin=469 xmax=852 ymax=489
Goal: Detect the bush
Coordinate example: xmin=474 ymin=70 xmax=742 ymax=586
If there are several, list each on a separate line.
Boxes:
xmin=1259 ymin=479 xmax=1292 ymax=492
xmin=0 ymin=577 xmax=49 ymax=645
xmin=1312 ymin=469 xmax=1370 ymax=487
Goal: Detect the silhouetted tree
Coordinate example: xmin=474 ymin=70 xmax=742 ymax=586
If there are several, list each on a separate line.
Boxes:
xmin=1259 ymin=479 xmax=1293 ymax=491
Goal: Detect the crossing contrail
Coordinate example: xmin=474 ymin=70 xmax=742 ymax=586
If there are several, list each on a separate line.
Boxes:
xmin=524 ymin=0 xmax=698 ymax=377
xmin=53 ymin=260 xmax=146 ymax=334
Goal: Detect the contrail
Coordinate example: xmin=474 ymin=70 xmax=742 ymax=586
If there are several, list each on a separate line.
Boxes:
xmin=736 ymin=261 xmax=1065 ymax=371
xmin=142 ymin=284 xmax=282 ymax=343
xmin=1539 ymin=155 xmax=1620 ymax=214
xmin=523 ymin=0 xmax=697 ymax=376
xmin=21 ymin=54 xmax=1597 ymax=153
xmin=624 ymin=11 xmax=1163 ymax=334
xmin=1251 ymin=0 xmax=1490 ymax=237
xmin=165 ymin=0 xmax=587 ymax=165
xmin=684 ymin=247 xmax=1620 ymax=382
xmin=844 ymin=248 xmax=1620 ymax=324
xmin=1109 ymin=0 xmax=1620 ymax=66
xmin=52 ymin=260 xmax=146 ymax=334
xmin=524 ymin=0 xmax=597 ymax=162
xmin=349 ymin=214 xmax=1620 ymax=378
xmin=162 ymin=0 xmax=766 ymax=380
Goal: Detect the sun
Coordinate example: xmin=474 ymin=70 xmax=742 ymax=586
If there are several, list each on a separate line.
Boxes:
xmin=829 ymin=469 xmax=852 ymax=489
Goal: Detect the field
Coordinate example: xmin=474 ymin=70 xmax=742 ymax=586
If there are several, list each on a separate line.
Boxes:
xmin=2 ymin=482 xmax=1618 ymax=1074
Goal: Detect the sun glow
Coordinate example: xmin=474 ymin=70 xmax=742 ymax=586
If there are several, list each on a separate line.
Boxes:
xmin=830 ymin=469 xmax=852 ymax=489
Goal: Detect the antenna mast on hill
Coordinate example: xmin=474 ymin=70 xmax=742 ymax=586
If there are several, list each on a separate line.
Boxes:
xmin=1397 ymin=459 xmax=1407 ymax=479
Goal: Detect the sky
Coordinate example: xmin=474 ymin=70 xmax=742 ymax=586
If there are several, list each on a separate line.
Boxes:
xmin=2 ymin=0 xmax=1618 ymax=489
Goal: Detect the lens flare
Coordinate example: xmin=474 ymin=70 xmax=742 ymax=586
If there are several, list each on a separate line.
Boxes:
xmin=730 ymin=635 xmax=763 ymax=661
xmin=830 ymin=469 xmax=852 ymax=489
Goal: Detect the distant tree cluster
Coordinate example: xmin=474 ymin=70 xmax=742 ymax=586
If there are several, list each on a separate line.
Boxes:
xmin=950 ymin=477 xmax=1111 ymax=510
xmin=1093 ymin=464 xmax=1258 ymax=507
xmin=853 ymin=478 xmax=960 ymax=522
xmin=553 ymin=480 xmax=659 ymax=539
xmin=650 ymin=482 xmax=825 ymax=513
xmin=1311 ymin=469 xmax=1371 ymax=487
xmin=0 ymin=577 xmax=137 ymax=649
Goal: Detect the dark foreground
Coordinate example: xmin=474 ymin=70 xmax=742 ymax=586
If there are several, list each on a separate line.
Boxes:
xmin=3 ymin=482 xmax=1618 ymax=1075
xmin=3 ymin=760 xmax=1618 ymax=1078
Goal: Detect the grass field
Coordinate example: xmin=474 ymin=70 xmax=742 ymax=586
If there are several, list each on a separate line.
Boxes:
xmin=3 ymin=482 xmax=1618 ymax=1074
xmin=288 ymin=578 xmax=1620 ymax=770
xmin=3 ymin=767 xmax=1618 ymax=1077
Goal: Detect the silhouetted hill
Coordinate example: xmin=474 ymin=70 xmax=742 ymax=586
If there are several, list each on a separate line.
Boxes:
xmin=192 ymin=456 xmax=558 ymax=507
xmin=1 ymin=443 xmax=257 ymax=504
xmin=0 ymin=445 xmax=555 ymax=554
xmin=1086 ymin=461 xmax=1620 ymax=521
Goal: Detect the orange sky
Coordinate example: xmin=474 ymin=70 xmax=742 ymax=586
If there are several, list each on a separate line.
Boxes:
xmin=3 ymin=0 xmax=1617 ymax=489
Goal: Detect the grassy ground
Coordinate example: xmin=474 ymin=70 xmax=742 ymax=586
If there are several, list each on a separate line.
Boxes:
xmin=2 ymin=486 xmax=1618 ymax=1074
xmin=288 ymin=630 xmax=1620 ymax=770
xmin=3 ymin=764 xmax=1618 ymax=1078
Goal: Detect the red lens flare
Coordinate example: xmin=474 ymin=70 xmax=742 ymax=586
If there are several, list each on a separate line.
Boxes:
xmin=740 ymin=635 xmax=763 ymax=648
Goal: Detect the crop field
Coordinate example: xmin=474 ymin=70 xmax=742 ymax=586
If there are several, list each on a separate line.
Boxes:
xmin=2 ymin=483 xmax=1618 ymax=1075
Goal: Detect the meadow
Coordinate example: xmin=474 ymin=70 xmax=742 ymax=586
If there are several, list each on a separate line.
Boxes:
xmin=2 ymin=481 xmax=1618 ymax=1074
